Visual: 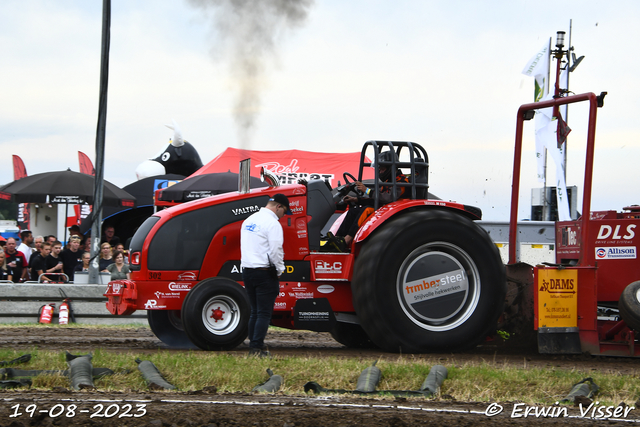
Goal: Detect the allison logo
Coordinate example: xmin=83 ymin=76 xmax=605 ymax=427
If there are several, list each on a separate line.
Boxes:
xmin=595 ymin=246 xmax=636 ymax=259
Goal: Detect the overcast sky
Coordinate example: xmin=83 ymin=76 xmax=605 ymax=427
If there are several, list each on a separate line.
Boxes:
xmin=1 ymin=0 xmax=638 ymax=221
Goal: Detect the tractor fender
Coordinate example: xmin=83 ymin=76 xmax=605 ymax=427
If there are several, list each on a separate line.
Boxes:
xmin=354 ymin=200 xmax=481 ymax=244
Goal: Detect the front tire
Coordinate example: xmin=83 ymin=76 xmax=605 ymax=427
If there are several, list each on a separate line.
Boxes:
xmin=181 ymin=277 xmax=250 ymax=351
xmin=147 ymin=310 xmax=197 ymax=349
xmin=619 ymin=281 xmax=640 ymax=332
xmin=351 ymin=209 xmax=506 ymax=353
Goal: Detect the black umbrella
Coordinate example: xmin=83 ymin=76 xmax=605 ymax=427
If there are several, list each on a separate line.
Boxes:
xmin=0 ymin=169 xmax=136 ymax=208
xmin=156 ymin=172 xmax=268 ymax=203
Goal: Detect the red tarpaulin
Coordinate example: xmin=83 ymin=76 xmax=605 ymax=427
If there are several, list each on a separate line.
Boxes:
xmin=154 ymin=148 xmax=374 ymax=206
xmin=190 ymin=147 xmax=374 ymax=186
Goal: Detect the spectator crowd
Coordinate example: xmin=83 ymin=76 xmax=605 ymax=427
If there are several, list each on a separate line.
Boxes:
xmin=0 ymin=225 xmax=130 ymax=283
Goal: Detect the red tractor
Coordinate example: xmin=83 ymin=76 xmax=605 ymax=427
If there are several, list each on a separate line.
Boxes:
xmin=105 ymin=140 xmax=507 ymax=353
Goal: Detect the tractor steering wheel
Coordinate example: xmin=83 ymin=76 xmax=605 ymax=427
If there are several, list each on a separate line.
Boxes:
xmin=343 ymin=172 xmax=365 ymax=197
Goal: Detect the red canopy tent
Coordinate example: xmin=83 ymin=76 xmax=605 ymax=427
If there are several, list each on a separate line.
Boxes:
xmin=155 ymin=147 xmax=374 ymax=206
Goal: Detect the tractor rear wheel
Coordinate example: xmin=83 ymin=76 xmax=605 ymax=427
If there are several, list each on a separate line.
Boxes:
xmin=330 ymin=322 xmax=377 ymax=349
xmin=351 ymin=209 xmax=506 ymax=353
xmin=147 ymin=310 xmax=197 ymax=349
xmin=181 ymin=277 xmax=250 ymax=351
xmin=619 ymin=281 xmax=640 ymax=332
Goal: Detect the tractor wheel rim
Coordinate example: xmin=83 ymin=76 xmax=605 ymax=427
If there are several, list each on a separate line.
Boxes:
xmin=202 ymin=296 xmax=241 ymax=335
xmin=635 ymin=288 xmax=640 ymax=304
xmin=396 ymin=241 xmax=481 ymax=332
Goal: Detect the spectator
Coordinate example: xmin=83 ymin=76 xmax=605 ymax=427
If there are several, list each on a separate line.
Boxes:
xmin=115 ymin=243 xmax=129 ymax=264
xmin=45 ymin=240 xmax=65 ymax=281
xmin=101 ymin=225 xmax=120 ymax=248
xmin=107 ymin=250 xmax=130 ymax=280
xmin=0 ymin=250 xmax=8 ymax=281
xmin=60 ymin=236 xmax=82 ymax=282
xmin=17 ymin=230 xmax=34 ymax=265
xmin=74 ymin=252 xmax=91 ymax=273
xmin=99 ymin=242 xmax=114 ymax=272
xmin=33 ymin=236 xmax=44 ymax=253
xmin=30 ymin=242 xmax=51 ymax=283
xmin=27 ymin=235 xmax=44 ymax=280
xmin=45 ymin=235 xmax=57 ymax=245
xmin=5 ymin=238 xmax=27 ymax=282
xmin=82 ymin=237 xmax=92 ymax=254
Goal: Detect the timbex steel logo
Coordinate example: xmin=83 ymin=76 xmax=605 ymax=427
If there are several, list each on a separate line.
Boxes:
xmin=595 ymin=246 xmax=637 ymax=259
xmin=404 ymin=270 xmax=467 ymax=301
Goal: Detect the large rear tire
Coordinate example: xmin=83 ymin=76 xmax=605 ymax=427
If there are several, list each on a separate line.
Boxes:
xmin=351 ymin=209 xmax=506 ymax=353
xmin=619 ymin=281 xmax=640 ymax=332
xmin=330 ymin=322 xmax=377 ymax=349
xmin=181 ymin=277 xmax=250 ymax=351
xmin=147 ymin=310 xmax=197 ymax=349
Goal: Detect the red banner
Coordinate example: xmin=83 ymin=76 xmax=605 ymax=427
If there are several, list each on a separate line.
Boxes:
xmin=191 ymin=148 xmax=374 ymax=187
xmin=78 ymin=151 xmax=96 ymax=176
xmin=12 ymin=155 xmax=30 ymax=231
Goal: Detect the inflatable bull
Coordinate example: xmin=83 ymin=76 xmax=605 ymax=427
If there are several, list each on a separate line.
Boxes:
xmin=135 ymin=121 xmax=204 ymax=180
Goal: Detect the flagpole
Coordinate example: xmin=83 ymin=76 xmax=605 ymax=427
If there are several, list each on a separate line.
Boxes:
xmin=565 ymin=19 xmax=573 ymax=181
xmin=542 ymin=37 xmax=551 ymax=221
xmin=89 ymin=0 xmax=110 ymax=284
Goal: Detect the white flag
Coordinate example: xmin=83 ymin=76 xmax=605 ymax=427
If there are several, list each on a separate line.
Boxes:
xmin=522 ymin=40 xmax=551 ymax=102
xmin=536 ymin=95 xmax=571 ymax=221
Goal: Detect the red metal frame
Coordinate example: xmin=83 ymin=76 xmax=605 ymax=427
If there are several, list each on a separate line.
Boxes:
xmin=509 ymin=92 xmax=640 ymax=356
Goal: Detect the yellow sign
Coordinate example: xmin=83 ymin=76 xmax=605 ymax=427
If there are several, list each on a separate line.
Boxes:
xmin=538 ymin=269 xmax=578 ymax=328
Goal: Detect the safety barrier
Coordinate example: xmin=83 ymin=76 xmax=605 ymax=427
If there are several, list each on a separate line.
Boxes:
xmin=0 ymin=282 xmax=147 ymax=325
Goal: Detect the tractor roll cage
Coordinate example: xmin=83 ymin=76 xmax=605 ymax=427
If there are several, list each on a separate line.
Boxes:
xmin=357 ymin=140 xmax=430 ymax=210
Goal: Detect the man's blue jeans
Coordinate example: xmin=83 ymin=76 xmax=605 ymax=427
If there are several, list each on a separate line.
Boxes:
xmin=242 ymin=268 xmax=279 ymax=350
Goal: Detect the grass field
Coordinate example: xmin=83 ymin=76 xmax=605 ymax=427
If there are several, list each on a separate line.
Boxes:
xmin=0 ymin=329 xmax=638 ymax=407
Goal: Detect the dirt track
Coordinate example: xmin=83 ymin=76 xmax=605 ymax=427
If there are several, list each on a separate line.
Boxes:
xmin=0 ymin=326 xmax=637 ymax=426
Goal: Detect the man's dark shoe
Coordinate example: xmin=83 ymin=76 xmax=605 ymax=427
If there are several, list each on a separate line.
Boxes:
xmin=248 ymin=347 xmax=271 ymax=358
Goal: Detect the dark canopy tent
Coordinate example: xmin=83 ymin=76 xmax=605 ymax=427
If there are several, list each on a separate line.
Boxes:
xmin=80 ymin=174 xmax=184 ymax=244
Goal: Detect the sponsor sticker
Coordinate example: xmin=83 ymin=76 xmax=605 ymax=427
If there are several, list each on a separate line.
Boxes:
xmin=144 ymin=300 xmax=167 ymax=309
xmin=595 ymin=246 xmax=637 ymax=259
xmin=178 ymin=272 xmax=197 ymax=281
xmin=317 ymin=284 xmax=335 ymax=294
xmin=168 ymin=282 xmax=192 ymax=291
xmin=404 ymin=270 xmax=468 ymax=302
xmin=314 ymin=260 xmax=342 ymax=274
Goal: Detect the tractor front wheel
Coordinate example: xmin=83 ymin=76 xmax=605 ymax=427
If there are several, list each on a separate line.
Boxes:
xmin=181 ymin=277 xmax=250 ymax=351
xmin=351 ymin=209 xmax=506 ymax=353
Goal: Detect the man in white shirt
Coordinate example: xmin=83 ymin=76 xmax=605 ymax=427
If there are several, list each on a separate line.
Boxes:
xmin=240 ymin=193 xmax=289 ymax=357
xmin=17 ymin=230 xmax=33 ymax=265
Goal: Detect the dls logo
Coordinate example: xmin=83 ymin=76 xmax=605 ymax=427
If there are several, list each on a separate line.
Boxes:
xmin=597 ymin=224 xmax=636 ymax=240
